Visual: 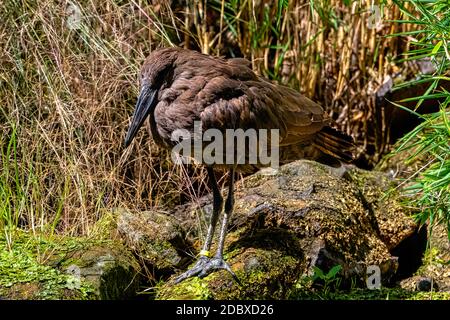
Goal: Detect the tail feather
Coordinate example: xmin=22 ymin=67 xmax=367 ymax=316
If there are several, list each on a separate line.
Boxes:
xmin=313 ymin=126 xmax=355 ymax=164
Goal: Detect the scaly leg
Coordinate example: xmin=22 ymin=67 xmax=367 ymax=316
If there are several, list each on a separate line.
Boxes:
xmin=205 ymin=167 xmax=240 ymax=283
xmin=174 ymin=167 xmax=223 ymax=283
xmin=174 ymin=168 xmax=240 ymax=284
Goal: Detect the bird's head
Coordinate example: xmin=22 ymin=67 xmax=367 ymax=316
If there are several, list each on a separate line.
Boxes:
xmin=124 ymin=47 xmax=180 ymax=147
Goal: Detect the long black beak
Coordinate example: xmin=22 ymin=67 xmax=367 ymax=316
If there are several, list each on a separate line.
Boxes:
xmin=124 ymin=85 xmax=158 ymax=147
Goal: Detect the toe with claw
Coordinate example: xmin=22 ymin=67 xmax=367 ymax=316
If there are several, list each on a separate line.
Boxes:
xmin=174 ymin=255 xmax=241 ymax=285
xmin=174 ymin=255 xmax=210 ymax=284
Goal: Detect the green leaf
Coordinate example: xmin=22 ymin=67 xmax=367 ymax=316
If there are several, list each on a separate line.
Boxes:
xmin=343 ymin=0 xmax=352 ymax=6
xmin=312 ymin=266 xmax=325 ymax=280
xmin=326 ymin=265 xmax=342 ymax=279
xmin=431 ymin=40 xmax=443 ymax=55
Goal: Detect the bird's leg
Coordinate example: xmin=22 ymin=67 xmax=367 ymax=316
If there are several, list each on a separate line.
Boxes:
xmin=174 ymin=166 xmax=223 ymax=283
xmin=216 ymin=168 xmax=235 ymax=257
xmin=204 ymin=167 xmax=241 ymax=284
xmin=173 ymin=168 xmax=240 ymax=284
xmin=202 ymin=167 xmax=223 ymax=255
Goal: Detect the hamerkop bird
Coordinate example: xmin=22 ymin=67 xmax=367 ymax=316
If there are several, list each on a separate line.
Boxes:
xmin=124 ymin=47 xmax=355 ymax=283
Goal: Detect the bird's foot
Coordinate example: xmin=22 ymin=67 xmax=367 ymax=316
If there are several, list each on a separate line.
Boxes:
xmin=173 ymin=256 xmax=210 ymax=283
xmin=174 ymin=255 xmax=240 ymax=285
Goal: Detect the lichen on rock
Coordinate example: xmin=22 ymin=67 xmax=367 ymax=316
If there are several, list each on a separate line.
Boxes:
xmin=155 ymin=160 xmax=419 ymax=299
xmin=0 ymin=232 xmax=140 ymax=300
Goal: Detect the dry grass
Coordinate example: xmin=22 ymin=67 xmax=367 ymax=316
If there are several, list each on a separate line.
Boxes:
xmin=0 ymin=0 xmax=205 ymax=239
xmin=0 ymin=0 xmax=418 ymax=240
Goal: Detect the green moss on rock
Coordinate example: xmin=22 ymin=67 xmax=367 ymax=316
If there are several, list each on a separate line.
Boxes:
xmin=157 ymin=246 xmax=303 ymax=300
xmin=155 ymin=160 xmax=420 ymax=299
xmin=0 ymin=231 xmax=140 ymax=300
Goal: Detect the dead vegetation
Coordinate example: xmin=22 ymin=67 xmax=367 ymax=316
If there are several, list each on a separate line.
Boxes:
xmin=0 ymin=0 xmax=418 ymax=238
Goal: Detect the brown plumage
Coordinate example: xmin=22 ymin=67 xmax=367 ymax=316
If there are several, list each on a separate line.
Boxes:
xmin=124 ymin=47 xmax=355 ymax=283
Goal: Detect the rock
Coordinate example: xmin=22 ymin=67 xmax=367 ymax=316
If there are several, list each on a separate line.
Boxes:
xmin=380 ymin=143 xmax=450 ymax=293
xmin=400 ymin=224 xmax=450 ymax=293
xmin=61 ymin=244 xmax=141 ymax=299
xmin=0 ymin=233 xmax=141 ymax=300
xmin=115 ymin=208 xmax=191 ymax=276
xmin=156 ymin=160 xmax=418 ymax=299
xmin=1 ymin=283 xmax=46 ymax=300
xmin=377 ymin=138 xmax=450 ymax=293
xmin=416 ymin=277 xmax=435 ymax=292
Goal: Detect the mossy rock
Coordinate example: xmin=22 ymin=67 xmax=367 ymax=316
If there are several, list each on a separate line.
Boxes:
xmin=114 ymin=208 xmax=191 ymax=275
xmin=60 ymin=243 xmax=141 ymax=299
xmin=0 ymin=232 xmax=140 ymax=300
xmin=400 ymin=224 xmax=450 ymax=293
xmin=158 ymin=242 xmax=303 ymax=299
xmin=155 ymin=160 xmax=419 ymax=299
